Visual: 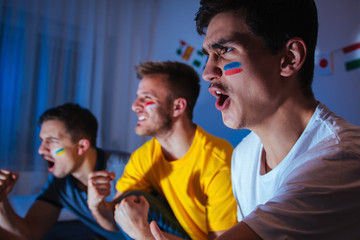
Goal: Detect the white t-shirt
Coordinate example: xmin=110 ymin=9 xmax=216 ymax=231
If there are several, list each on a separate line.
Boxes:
xmin=231 ymin=103 xmax=360 ymax=239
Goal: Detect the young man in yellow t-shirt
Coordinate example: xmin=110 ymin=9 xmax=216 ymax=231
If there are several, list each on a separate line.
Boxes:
xmin=88 ymin=61 xmax=236 ymax=239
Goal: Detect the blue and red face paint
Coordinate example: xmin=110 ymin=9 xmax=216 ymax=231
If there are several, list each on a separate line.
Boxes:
xmin=224 ymin=62 xmax=243 ymax=76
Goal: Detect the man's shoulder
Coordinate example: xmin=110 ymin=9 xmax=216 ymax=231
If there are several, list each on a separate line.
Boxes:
xmin=196 ymin=126 xmax=234 ymax=149
xmin=306 ymin=103 xmax=360 ymax=150
xmin=233 ymin=131 xmax=259 ymax=151
xmin=194 ymin=126 xmax=235 ymax=167
xmin=100 ymin=148 xmax=131 ymax=172
xmin=314 ymin=102 xmax=360 ymax=133
xmin=37 ymin=173 xmax=72 ymax=205
xmin=130 ymin=138 xmax=158 ymax=157
xmin=102 ymin=148 xmax=131 ymax=162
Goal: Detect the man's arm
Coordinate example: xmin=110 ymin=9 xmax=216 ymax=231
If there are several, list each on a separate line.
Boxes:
xmin=150 ymin=221 xmax=261 ymax=240
xmin=204 ymin=164 xmax=238 ymax=239
xmin=150 ymin=222 xmax=208 ymax=240
xmin=0 ymin=226 xmax=25 ymax=240
xmin=216 ymin=221 xmax=261 ymax=240
xmin=0 ymin=169 xmax=61 ymax=240
xmin=208 ymin=230 xmax=226 ymax=240
xmin=88 ymin=170 xmax=124 ymax=231
xmin=114 ymin=195 xmax=188 ymax=240
xmin=0 ymin=197 xmax=60 ymax=240
xmin=149 ymin=223 xmax=225 ymax=240
xmin=0 ymin=197 xmax=33 ymax=239
xmin=23 ymin=200 xmax=61 ymax=240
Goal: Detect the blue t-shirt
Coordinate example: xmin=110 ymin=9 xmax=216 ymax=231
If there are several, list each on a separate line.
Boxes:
xmin=37 ymin=148 xmax=129 ymax=240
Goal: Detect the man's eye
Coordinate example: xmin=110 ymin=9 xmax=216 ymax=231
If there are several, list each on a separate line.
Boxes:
xmin=221 ymin=47 xmax=232 ymax=54
xmin=140 ymin=96 xmax=151 ymax=103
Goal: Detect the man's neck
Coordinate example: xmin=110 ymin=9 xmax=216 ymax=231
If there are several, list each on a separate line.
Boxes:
xmin=156 ymin=121 xmax=197 ymax=161
xmin=71 ymin=147 xmax=98 ymax=187
xmin=255 ymin=98 xmax=318 ymax=170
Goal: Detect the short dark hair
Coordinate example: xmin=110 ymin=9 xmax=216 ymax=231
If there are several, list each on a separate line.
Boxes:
xmin=38 ymin=103 xmax=98 ymax=147
xmin=136 ymin=61 xmax=200 ymax=120
xmin=195 ymin=0 xmax=318 ymax=98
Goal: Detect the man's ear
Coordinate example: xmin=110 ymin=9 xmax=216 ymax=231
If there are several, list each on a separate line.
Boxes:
xmin=77 ymin=139 xmax=91 ymax=155
xmin=280 ymin=37 xmax=307 ymax=77
xmin=172 ymin=98 xmax=187 ymax=117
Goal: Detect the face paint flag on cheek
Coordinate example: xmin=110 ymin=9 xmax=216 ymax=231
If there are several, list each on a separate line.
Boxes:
xmin=224 ymin=62 xmax=243 ymax=76
xmin=144 ymin=101 xmax=157 ymax=110
xmin=54 ymin=147 xmax=65 ymax=156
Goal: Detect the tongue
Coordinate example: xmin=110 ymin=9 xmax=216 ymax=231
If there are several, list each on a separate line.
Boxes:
xmin=215 ymin=94 xmax=230 ymax=111
xmin=218 ymin=94 xmax=228 ymax=106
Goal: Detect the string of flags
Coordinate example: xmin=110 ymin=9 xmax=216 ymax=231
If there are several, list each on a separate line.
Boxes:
xmin=176 ymin=40 xmax=207 ymax=73
xmin=315 ymin=42 xmax=360 ymax=76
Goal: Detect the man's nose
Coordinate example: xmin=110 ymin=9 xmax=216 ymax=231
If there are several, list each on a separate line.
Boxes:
xmin=202 ymin=55 xmax=222 ymax=82
xmin=131 ymin=98 xmax=142 ymax=112
xmin=38 ymin=142 xmax=48 ymax=155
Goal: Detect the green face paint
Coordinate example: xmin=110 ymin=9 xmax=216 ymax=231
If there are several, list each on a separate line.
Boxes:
xmin=54 ymin=147 xmax=65 ymax=155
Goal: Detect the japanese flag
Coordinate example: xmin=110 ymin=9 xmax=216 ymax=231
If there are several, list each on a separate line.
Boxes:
xmin=315 ymin=52 xmax=334 ymax=76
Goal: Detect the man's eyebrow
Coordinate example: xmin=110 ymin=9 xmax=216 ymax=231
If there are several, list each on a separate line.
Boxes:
xmin=44 ymin=136 xmax=59 ymax=141
xmin=137 ymin=90 xmax=158 ymax=98
xmin=202 ymin=48 xmax=209 ymax=56
xmin=206 ymin=38 xmax=239 ymax=52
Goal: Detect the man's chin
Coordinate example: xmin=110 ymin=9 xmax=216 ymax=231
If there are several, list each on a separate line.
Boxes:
xmin=135 ymin=128 xmax=149 ymax=136
xmin=222 ymin=114 xmax=241 ymax=130
xmin=51 ymin=171 xmax=67 ymax=178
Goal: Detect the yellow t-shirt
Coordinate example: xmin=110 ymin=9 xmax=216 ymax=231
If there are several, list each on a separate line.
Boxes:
xmin=116 ymin=126 xmax=236 ymax=240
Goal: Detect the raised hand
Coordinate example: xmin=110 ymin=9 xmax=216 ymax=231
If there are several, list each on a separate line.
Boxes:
xmin=87 ymin=170 xmax=115 ymax=210
xmin=0 ymin=169 xmax=19 ymax=201
xmin=114 ymin=195 xmax=153 ymax=239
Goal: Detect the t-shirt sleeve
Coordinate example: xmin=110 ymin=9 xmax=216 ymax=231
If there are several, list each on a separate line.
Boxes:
xmin=115 ymin=149 xmax=153 ymax=193
xmin=243 ymin=150 xmax=360 ymax=239
xmin=205 ymin=161 xmax=237 ymax=231
xmin=36 ymin=174 xmax=63 ymax=209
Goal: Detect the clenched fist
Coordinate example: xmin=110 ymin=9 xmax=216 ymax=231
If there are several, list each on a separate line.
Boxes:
xmin=0 ymin=169 xmax=19 ymax=201
xmin=114 ymin=195 xmax=151 ymax=239
xmin=87 ymin=171 xmax=115 ymax=210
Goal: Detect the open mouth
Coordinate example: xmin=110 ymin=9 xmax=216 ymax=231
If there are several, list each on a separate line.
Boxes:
xmin=215 ymin=90 xmax=229 ymax=107
xmin=46 ymin=160 xmax=55 ymax=170
xmin=138 ymin=115 xmax=147 ymax=121
xmin=209 ymin=87 xmax=230 ymax=111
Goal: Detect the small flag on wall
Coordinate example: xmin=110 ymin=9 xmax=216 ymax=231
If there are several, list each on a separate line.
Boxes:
xmin=342 ymin=42 xmax=360 ymax=71
xmin=191 ymin=50 xmax=206 ymax=68
xmin=315 ymin=52 xmax=334 ymax=76
xmin=182 ymin=46 xmax=194 ymax=61
xmin=176 ymin=40 xmax=207 ymax=70
xmin=314 ymin=41 xmax=360 ymax=76
xmin=176 ymin=40 xmax=194 ymax=61
xmin=176 ymin=40 xmax=186 ymax=57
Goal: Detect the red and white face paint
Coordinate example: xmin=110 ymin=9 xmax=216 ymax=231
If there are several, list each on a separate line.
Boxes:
xmin=144 ymin=101 xmax=157 ymax=110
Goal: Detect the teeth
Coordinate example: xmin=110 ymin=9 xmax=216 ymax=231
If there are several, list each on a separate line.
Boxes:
xmin=216 ymin=91 xmax=221 ymax=95
xmin=139 ymin=116 xmax=146 ymax=121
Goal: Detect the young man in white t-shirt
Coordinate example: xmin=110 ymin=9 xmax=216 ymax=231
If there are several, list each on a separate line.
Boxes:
xmin=151 ymin=0 xmax=360 ymax=239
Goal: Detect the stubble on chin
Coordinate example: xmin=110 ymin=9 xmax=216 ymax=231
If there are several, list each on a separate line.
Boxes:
xmin=222 ymin=111 xmax=244 ymax=130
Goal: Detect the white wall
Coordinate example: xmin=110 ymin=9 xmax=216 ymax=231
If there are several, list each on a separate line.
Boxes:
xmin=150 ymin=0 xmax=360 ymax=147
xmin=313 ymin=0 xmax=360 ymax=126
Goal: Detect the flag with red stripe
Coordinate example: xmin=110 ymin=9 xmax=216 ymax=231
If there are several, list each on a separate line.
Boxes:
xmin=342 ymin=42 xmax=360 ymax=71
